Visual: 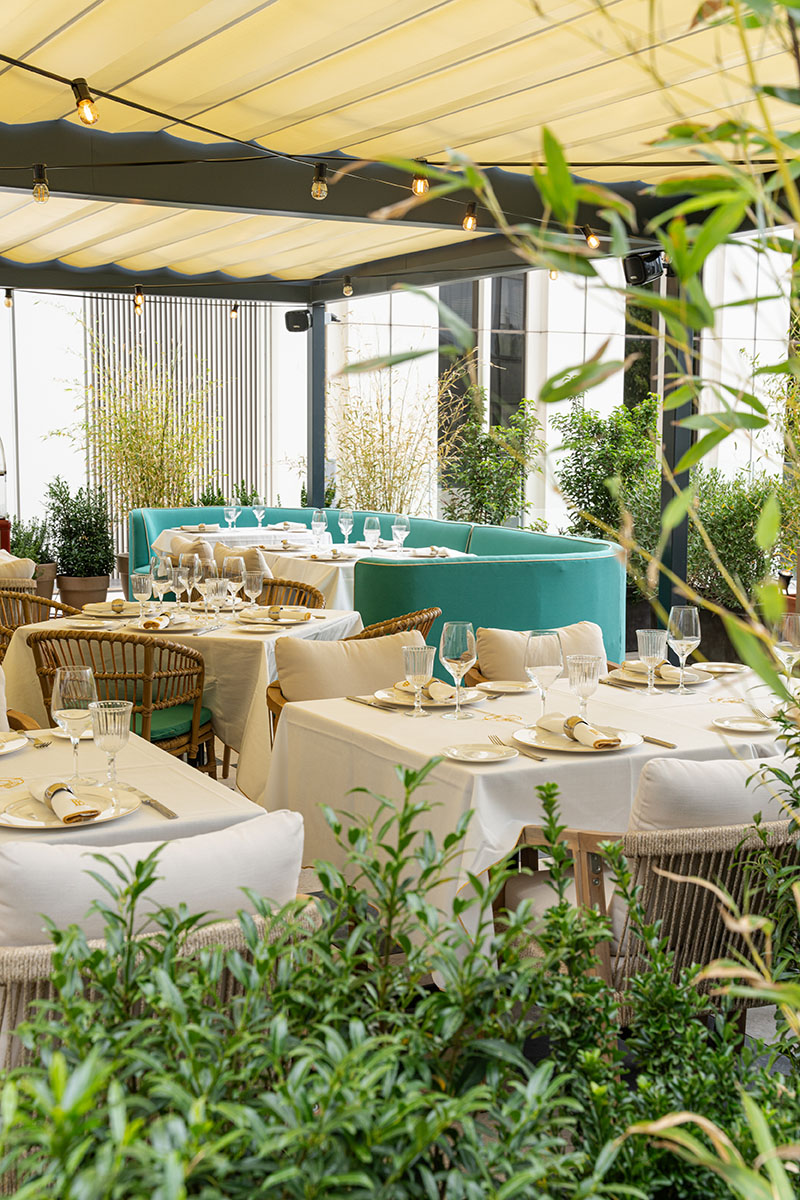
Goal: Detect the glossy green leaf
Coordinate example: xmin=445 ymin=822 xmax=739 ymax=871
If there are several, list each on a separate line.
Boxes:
xmin=541 ymin=127 xmax=575 ymax=224
xmin=755 ymin=490 xmax=781 ymax=550
xmin=723 ymin=618 xmax=793 ymax=704
xmin=340 ymin=349 xmax=435 ymax=374
xmin=678 ymin=410 xmax=769 ymax=432
xmin=661 ymin=485 xmax=696 ymax=532
xmin=674 ymin=428 xmax=728 ymax=471
xmin=399 ymin=283 xmax=475 ymax=352
xmin=758 ymin=85 xmax=800 ymax=106
xmin=540 ymin=342 xmax=625 ymax=404
xmin=686 ymin=199 xmax=748 ymax=275
xmin=662 ymin=383 xmax=701 ymax=412
xmin=755 ymin=580 xmax=786 ymax=624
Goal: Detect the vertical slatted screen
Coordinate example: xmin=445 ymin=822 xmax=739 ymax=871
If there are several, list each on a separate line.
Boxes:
xmin=83 ymin=293 xmax=269 ymax=552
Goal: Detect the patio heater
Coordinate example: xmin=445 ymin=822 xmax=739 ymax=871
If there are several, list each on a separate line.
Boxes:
xmin=0 ymin=437 xmax=8 ymax=551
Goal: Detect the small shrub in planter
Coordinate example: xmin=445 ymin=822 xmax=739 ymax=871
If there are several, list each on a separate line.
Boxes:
xmin=9 ymin=516 xmax=56 ymax=599
xmin=46 ymin=476 xmax=115 ymax=607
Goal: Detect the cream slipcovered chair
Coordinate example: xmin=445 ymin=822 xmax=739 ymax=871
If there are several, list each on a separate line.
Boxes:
xmin=0 ymin=664 xmax=39 ymax=734
xmin=505 ymin=755 xmax=793 ymax=1024
xmin=266 ymin=629 xmax=426 ymax=742
xmin=465 ymin=621 xmax=616 ymax=686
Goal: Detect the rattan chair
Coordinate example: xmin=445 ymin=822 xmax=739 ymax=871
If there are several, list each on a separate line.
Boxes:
xmin=27 ymin=628 xmax=218 ymax=775
xmin=258 ymin=578 xmax=326 ymax=609
xmin=348 ymin=607 xmax=441 ymax=641
xmin=510 ymin=819 xmax=799 ymax=1026
xmin=0 ymin=589 xmax=81 ymax=665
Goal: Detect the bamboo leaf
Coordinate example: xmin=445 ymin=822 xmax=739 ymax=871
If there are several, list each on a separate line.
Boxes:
xmin=722 ymin=619 xmax=793 ymax=704
xmin=661 ymin=485 xmax=695 ymax=533
xmin=755 ymin=491 xmax=781 ymax=551
xmin=674 ymin=428 xmax=728 ymax=471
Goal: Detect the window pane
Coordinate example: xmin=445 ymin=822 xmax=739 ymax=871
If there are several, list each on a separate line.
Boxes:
xmin=490 ymin=274 xmax=525 ymax=426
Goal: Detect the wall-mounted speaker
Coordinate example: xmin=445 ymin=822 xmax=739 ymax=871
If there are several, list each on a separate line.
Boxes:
xmin=285 ymin=309 xmax=312 ymax=332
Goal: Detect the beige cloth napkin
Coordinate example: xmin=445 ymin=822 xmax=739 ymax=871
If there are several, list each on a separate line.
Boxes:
xmin=626 ymin=661 xmax=695 ymax=682
xmin=537 ymin=712 xmax=621 ymax=750
xmin=266 ymin=521 xmax=306 ymax=531
xmin=29 ymin=780 xmax=103 ymax=824
xmin=180 ymin=523 xmax=220 ymax=532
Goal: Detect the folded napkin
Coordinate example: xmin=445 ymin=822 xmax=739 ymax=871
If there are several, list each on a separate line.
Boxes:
xmin=537 ymin=712 xmax=621 ymax=750
xmin=411 ymin=546 xmax=456 ymax=558
xmin=393 ymin=679 xmax=457 ymax=701
xmin=29 ymin=780 xmax=104 ymax=824
xmin=355 ymin=539 xmax=390 ymax=549
xmin=0 ymin=731 xmax=26 ymax=745
xmin=138 ymin=614 xmax=170 ymax=630
xmin=625 ymin=661 xmax=697 ymax=682
xmin=180 ymin=523 xmax=220 ymax=532
xmin=83 ymin=600 xmax=140 ymax=617
xmin=266 ymin=521 xmax=307 ymax=531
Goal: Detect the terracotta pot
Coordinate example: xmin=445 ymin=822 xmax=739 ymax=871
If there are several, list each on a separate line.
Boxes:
xmin=115 ymin=552 xmax=130 ymax=601
xmin=34 ymin=562 xmax=57 ymax=602
xmin=56 ymin=574 xmax=109 ymax=609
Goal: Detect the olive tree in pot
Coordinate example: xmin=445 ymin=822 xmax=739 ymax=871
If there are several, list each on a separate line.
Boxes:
xmin=9 ymin=516 xmax=57 ymax=600
xmin=46 ymin=477 xmax=115 ymax=608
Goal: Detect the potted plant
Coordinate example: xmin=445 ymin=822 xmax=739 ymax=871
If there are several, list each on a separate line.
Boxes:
xmin=46 ymin=476 xmax=115 ymax=608
xmin=9 ymin=515 xmax=57 ymax=600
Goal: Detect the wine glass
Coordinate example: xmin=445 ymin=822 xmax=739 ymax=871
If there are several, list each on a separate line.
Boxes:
xmin=311 ymin=508 xmax=327 ymax=550
xmin=223 ymin=505 xmax=240 ymax=529
xmin=524 ymin=631 xmax=563 ymax=716
xmin=567 ymin=654 xmax=602 ymax=720
xmin=244 ymin=570 xmax=263 ymax=610
xmin=131 ymin=571 xmax=152 ymax=623
xmin=403 ymin=644 xmax=435 ymax=719
xmin=179 ymin=553 xmax=200 ymax=613
xmin=364 ymin=516 xmax=381 ymax=554
xmin=224 ymin=556 xmax=246 ymax=608
xmin=196 ymin=560 xmax=218 ymax=621
xmin=667 ymin=605 xmax=701 ymax=695
xmin=151 ymin=557 xmax=173 ymax=609
xmin=209 ymin=576 xmax=227 ymax=621
xmin=172 ymin=565 xmax=188 ymax=617
xmin=253 ymin=503 xmax=266 ymax=527
xmin=439 ymin=621 xmax=477 ymax=721
xmin=339 ymin=508 xmax=354 ymax=546
xmin=391 ymin=514 xmax=410 ymax=555
xmin=636 ymin=628 xmax=668 ymax=696
xmin=51 ymin=666 xmax=98 ymax=786
xmin=775 ymin=613 xmax=800 ymax=679
xmin=89 ymin=699 xmax=132 ymax=809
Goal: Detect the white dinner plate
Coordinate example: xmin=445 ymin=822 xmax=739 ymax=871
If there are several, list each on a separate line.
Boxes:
xmin=476 ymin=680 xmax=536 ymax=695
xmin=443 ymin=743 xmax=518 ymax=763
xmin=0 ymin=785 xmax=141 ymax=829
xmin=514 ymin=726 xmax=643 ymax=754
xmin=374 ymin=687 xmax=484 ymax=708
xmin=63 ymin=617 xmax=116 ymax=630
xmin=237 ymin=614 xmax=310 ymax=627
xmin=0 ymin=737 xmax=28 ymax=757
xmin=712 ymin=716 xmax=778 ymax=734
xmin=610 ymin=666 xmax=713 ymax=688
xmin=50 ymin=727 xmax=93 ymax=741
xmin=700 ymin=661 xmax=747 ymax=676
xmin=128 ymin=618 xmax=206 ymax=633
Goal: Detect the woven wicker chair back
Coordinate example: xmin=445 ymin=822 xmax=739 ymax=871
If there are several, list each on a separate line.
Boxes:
xmin=348 ymin=607 xmax=441 ymax=641
xmin=257 ymin=578 xmax=326 ymax=609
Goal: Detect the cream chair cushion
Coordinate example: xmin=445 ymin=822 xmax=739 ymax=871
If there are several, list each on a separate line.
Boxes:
xmin=212 ymin=542 xmax=271 ymax=575
xmin=169 ymin=535 xmax=213 ymax=564
xmin=0 ymin=551 xmax=35 ymax=580
xmin=0 ymin=666 xmax=8 ymax=733
xmin=275 ymin=630 xmax=425 ymax=701
xmin=628 ymin=755 xmax=788 ymax=833
xmin=476 ymin=621 xmax=607 ymax=682
xmin=0 ymin=809 xmax=304 ymax=946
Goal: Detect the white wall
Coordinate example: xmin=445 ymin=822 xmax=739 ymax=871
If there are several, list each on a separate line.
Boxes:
xmin=267 ymin=304 xmax=308 ymax=507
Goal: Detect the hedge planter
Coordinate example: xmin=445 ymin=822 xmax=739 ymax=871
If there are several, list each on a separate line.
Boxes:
xmin=34 ymin=562 xmax=57 ymax=602
xmin=57 ymin=574 xmax=109 ymax=609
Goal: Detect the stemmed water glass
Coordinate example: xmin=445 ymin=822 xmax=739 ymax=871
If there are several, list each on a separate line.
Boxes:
xmin=253 ymin=503 xmax=266 ymax=527
xmin=363 ymin=516 xmax=381 ymax=554
xmin=637 ymin=628 xmax=668 ymax=696
xmin=51 ymin=666 xmax=98 ymax=786
xmin=524 ymin=631 xmax=563 ymax=717
xmin=775 ymin=613 xmax=800 ymax=681
xmin=131 ymin=571 xmax=152 ymax=623
xmin=152 ymin=557 xmax=173 ymax=610
xmin=224 ymin=556 xmax=246 ymax=608
xmin=311 ymin=508 xmax=327 ymax=550
xmin=89 ymin=699 xmax=132 ymax=809
xmin=244 ymin=570 xmax=263 ymax=610
xmin=223 ymin=505 xmax=240 ymax=530
xmin=209 ymin=576 xmax=227 ymax=621
xmin=567 ymin=654 xmax=602 ymax=720
xmin=392 ymin=514 xmax=410 ymax=555
xmin=403 ymin=644 xmax=436 ymax=719
xmin=667 ymin=605 xmax=701 ymax=695
xmin=339 ymin=508 xmax=354 ymax=546
xmin=196 ymin=560 xmax=219 ymax=621
xmin=439 ymin=621 xmax=477 ymax=721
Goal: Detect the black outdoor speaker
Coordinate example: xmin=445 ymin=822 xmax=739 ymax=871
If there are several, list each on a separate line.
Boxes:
xmin=285 ymin=309 xmax=312 ymax=332
xmin=623 ymin=250 xmax=666 ymax=287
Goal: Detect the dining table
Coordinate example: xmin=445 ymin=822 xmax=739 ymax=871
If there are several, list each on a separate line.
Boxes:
xmin=2 ymin=605 xmax=364 ymax=805
xmin=0 ymin=728 xmax=262 ymax=847
xmin=264 ymin=667 xmax=783 ymax=941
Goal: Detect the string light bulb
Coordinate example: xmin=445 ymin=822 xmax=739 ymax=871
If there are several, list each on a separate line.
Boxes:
xmin=582 ymin=224 xmax=600 ymax=250
xmin=342 ymin=276 xmax=354 ymax=297
xmin=133 ymin=286 xmax=144 ymax=316
xmin=311 ymin=163 xmax=328 ymax=201
xmin=32 ymin=163 xmax=49 ymax=204
xmin=549 ymin=268 xmax=559 ymax=281
xmin=230 ymin=303 xmax=239 ymax=320
xmin=4 ymin=290 xmax=12 ymax=309
xmin=462 ymin=202 xmax=478 ymax=232
xmin=71 ymin=78 xmax=98 ymax=126
xmin=411 ymin=164 xmax=429 ymax=195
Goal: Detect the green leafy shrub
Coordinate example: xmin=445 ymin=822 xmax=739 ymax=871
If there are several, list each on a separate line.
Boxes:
xmin=9 ymin=516 xmax=52 ymax=562
xmin=231 ymin=479 xmax=259 ymax=505
xmin=45 ymin=476 xmax=115 ymax=577
xmin=196 ymin=483 xmax=227 ymax=506
xmin=443 ymin=392 xmax=545 ymax=525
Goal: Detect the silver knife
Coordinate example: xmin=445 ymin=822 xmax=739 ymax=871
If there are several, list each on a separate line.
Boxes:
xmin=141 ymin=794 xmax=179 ymax=819
xmin=193 ymin=623 xmax=226 ymax=637
xmin=346 ymin=694 xmax=400 ymax=711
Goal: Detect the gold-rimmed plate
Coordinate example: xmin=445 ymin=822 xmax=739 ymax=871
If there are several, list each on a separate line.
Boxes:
xmin=514 ymin=726 xmax=643 ymax=754
xmin=0 ymin=785 xmax=141 ymax=829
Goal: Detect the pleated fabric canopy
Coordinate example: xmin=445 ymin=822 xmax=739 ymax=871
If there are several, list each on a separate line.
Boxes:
xmin=0 ymin=0 xmax=789 ymax=293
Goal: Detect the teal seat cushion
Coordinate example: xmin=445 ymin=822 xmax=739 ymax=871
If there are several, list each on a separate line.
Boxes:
xmin=134 ymin=704 xmax=212 ymax=741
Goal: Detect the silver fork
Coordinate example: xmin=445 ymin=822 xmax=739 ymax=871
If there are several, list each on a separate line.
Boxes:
xmin=489 ymin=733 xmax=546 ymax=762
xmin=25 ymin=733 xmax=52 ymax=749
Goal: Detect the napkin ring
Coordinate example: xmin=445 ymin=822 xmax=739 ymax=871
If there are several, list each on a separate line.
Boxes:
xmin=563 ymin=715 xmax=586 ymax=741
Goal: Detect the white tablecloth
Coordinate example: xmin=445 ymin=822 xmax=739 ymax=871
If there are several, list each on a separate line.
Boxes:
xmin=3 ymin=608 xmax=363 ymax=807
xmin=265 ymin=672 xmax=781 ymax=933
xmin=0 ymin=732 xmax=261 ymax=846
xmin=152 ymin=526 xmax=316 ymax=554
